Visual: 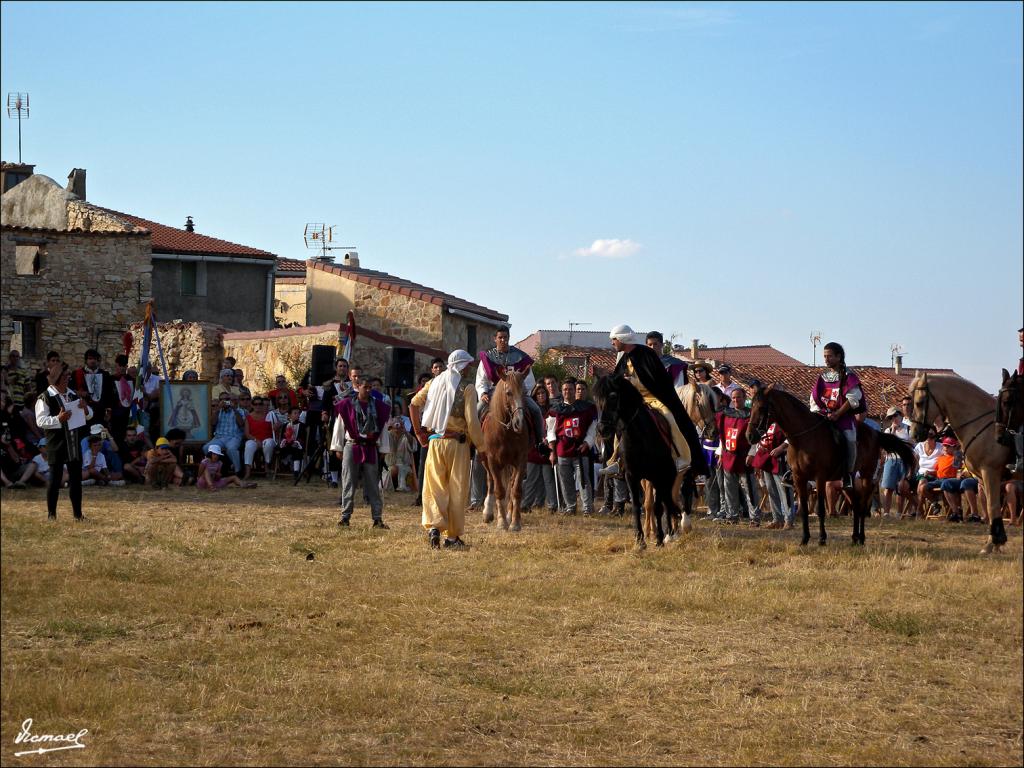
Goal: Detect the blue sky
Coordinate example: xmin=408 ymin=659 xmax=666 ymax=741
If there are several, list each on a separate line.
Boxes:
xmin=2 ymin=2 xmax=1021 ymax=388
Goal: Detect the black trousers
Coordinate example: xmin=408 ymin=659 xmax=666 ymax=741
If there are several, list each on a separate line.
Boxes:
xmin=47 ymin=450 xmax=83 ymax=518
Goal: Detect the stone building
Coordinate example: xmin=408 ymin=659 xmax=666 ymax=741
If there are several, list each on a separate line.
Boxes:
xmin=2 ymin=165 xmax=277 ymax=365
xmin=1 ymin=174 xmax=152 ymax=370
xmin=273 ymin=253 xmax=508 ymax=358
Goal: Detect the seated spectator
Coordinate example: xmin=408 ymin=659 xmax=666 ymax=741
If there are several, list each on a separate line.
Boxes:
xmin=243 ymin=396 xmax=276 ymax=479
xmin=164 ymin=428 xmax=200 ymax=485
xmin=29 ymin=437 xmax=66 ymax=487
xmin=1004 ymin=480 xmax=1022 ymax=526
xmin=911 ymin=428 xmax=942 ymax=518
xmin=268 ymin=375 xmax=299 ymax=410
xmin=278 ymin=407 xmax=305 ymax=482
xmin=119 ymin=424 xmax=152 ymax=484
xmin=182 ymin=370 xmax=200 ymax=382
xmin=211 ymin=369 xmax=241 ymax=401
xmin=81 ymin=423 xmax=124 ymax=476
xmin=145 ymin=437 xmax=182 ymax=488
xmin=233 ymin=368 xmax=252 ymax=399
xmin=203 ymin=392 xmax=246 ymax=475
xmin=197 ymin=444 xmax=254 ymax=490
xmin=82 ymin=433 xmax=124 ymax=486
xmin=0 ymin=423 xmax=37 ymax=489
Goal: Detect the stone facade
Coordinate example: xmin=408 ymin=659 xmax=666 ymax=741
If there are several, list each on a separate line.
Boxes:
xmin=352 ymin=280 xmax=443 ymax=347
xmin=1 ymin=227 xmax=152 ymax=370
xmin=151 ymin=258 xmax=271 ymax=330
xmin=126 ymin=320 xmax=230 ymax=381
xmin=273 ymin=278 xmax=307 ymax=328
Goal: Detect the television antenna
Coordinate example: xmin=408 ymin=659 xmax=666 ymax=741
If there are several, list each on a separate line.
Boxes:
xmin=568 ymin=321 xmax=591 ymax=347
xmin=810 ymin=331 xmax=822 ymax=365
xmin=890 ymin=343 xmax=904 ymax=368
xmin=303 ymin=223 xmax=355 ymax=263
xmin=6 ymin=93 xmax=29 ymax=163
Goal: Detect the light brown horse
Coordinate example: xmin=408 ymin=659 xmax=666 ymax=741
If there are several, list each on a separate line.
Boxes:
xmin=747 ymin=382 xmax=916 ymax=546
xmin=481 ymin=370 xmax=531 ymax=532
xmin=910 ymin=373 xmax=1014 ymax=554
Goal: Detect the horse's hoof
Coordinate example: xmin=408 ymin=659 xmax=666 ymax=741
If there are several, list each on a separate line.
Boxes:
xmin=483 ymin=511 xmax=494 ymax=524
xmin=800 ymin=540 xmax=809 ymax=547
xmin=681 ymin=514 xmax=693 ymax=534
xmin=510 ymin=522 xmax=521 ymax=532
xmin=818 ymin=539 xmax=827 ymax=546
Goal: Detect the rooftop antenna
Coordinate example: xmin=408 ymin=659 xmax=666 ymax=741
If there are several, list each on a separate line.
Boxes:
xmin=303 ymin=223 xmax=355 ymax=263
xmin=810 ymin=331 xmax=822 ymax=365
xmin=890 ymin=343 xmax=903 ymax=368
xmin=6 ymin=93 xmax=29 ymax=163
xmin=568 ymin=321 xmax=591 ymax=347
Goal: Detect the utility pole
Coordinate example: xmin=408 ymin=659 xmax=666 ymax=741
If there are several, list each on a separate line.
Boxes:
xmin=810 ymin=331 xmax=822 ymax=366
xmin=568 ymin=321 xmax=591 ymax=348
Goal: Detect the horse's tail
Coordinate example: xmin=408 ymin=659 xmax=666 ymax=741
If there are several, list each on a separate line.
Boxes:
xmin=877 ymin=432 xmax=916 ymax=481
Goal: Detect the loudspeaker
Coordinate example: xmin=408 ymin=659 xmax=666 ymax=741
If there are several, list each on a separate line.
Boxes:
xmin=311 ymin=345 xmax=337 ymax=387
xmin=385 ymin=346 xmax=416 ymax=389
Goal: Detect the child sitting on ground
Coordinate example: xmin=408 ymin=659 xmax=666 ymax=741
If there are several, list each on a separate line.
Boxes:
xmin=197 ymin=444 xmax=255 ymax=490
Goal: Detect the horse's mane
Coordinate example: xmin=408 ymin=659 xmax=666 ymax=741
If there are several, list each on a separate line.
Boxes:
xmin=593 ymin=375 xmax=615 ymax=407
xmin=911 ymin=372 xmax=993 ymax=401
xmin=764 ymin=384 xmax=826 ymax=424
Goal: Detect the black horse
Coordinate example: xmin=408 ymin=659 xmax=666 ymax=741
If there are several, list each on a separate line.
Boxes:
xmin=594 ymin=373 xmax=682 ymax=548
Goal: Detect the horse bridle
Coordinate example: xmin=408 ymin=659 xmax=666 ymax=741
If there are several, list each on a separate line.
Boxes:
xmin=749 ymin=390 xmax=827 ymax=443
xmin=996 ymin=378 xmax=1020 ymax=438
xmin=494 ymin=375 xmax=524 ymax=432
xmin=689 ymin=386 xmax=717 ymax=440
xmin=911 ymin=381 xmax=995 ymax=456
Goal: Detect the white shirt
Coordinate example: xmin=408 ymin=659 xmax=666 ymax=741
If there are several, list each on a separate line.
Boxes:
xmin=914 ymin=442 xmax=941 ymax=474
xmin=82 ymin=448 xmax=108 ymax=473
xmin=34 ymin=386 xmax=93 ymax=429
xmin=475 ymin=358 xmax=536 ymax=399
xmin=31 ymin=454 xmax=50 ymax=478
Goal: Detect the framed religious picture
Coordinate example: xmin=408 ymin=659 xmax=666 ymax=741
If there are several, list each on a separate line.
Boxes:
xmin=160 ymin=380 xmax=212 ymax=444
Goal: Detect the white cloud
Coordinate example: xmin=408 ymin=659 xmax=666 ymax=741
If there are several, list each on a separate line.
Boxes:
xmin=572 ymin=238 xmax=642 ymax=260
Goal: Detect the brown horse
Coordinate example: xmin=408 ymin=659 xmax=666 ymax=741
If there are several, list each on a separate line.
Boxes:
xmin=747 ymin=382 xmax=916 ymax=546
xmin=481 ymin=371 xmax=531 ymax=532
xmin=910 ymin=372 xmax=1015 ymax=554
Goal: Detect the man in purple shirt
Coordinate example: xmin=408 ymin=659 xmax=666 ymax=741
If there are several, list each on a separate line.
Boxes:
xmin=332 ymin=379 xmax=392 ymax=528
xmin=811 ymin=341 xmax=866 ymax=489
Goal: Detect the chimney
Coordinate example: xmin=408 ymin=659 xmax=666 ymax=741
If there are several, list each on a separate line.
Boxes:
xmin=690 ymin=338 xmax=699 ymax=360
xmin=894 ymin=355 xmax=903 ymax=375
xmin=185 ymin=216 xmax=194 ymax=233
xmin=66 ymin=168 xmax=86 ymax=200
xmin=343 ymin=250 xmax=360 ymax=268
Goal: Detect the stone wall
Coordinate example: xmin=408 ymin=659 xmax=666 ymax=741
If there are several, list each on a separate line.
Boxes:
xmin=353 ymin=280 xmax=443 ymax=347
xmin=126 ymin=320 xmax=230 ymax=381
xmin=66 ymin=200 xmax=140 ymax=233
xmin=223 ymin=324 xmax=342 ymax=394
xmin=441 ymin=312 xmax=506 ymax=358
xmin=1 ymin=228 xmax=153 ymax=370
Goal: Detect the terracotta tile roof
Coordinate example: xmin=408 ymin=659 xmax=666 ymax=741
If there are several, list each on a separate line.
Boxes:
xmin=548 ymin=346 xmax=619 ymax=378
xmin=311 ymin=260 xmax=507 ymax=323
xmin=674 ymin=344 xmax=804 ymax=367
xmin=96 ymin=207 xmax=277 ymax=260
xmin=276 ymin=257 xmax=308 ymax=274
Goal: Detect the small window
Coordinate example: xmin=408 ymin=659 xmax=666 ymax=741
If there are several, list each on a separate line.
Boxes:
xmin=466 ymin=324 xmax=477 ymax=355
xmin=15 ymin=244 xmax=44 ymax=276
xmin=11 ymin=316 xmax=40 ymax=357
xmin=180 ymin=261 xmax=207 ymax=296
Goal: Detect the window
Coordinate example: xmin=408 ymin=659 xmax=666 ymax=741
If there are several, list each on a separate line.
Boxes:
xmin=15 ymin=244 xmax=44 ymax=276
xmin=466 ymin=324 xmax=477 ymax=355
xmin=3 ymin=172 xmax=30 ymax=192
xmin=181 ymin=262 xmax=197 ymax=295
xmin=180 ymin=261 xmax=207 ymax=296
xmin=11 ymin=317 xmax=40 ymax=357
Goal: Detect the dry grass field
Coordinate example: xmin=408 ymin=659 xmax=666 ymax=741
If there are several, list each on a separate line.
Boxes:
xmin=1 ymin=481 xmax=1021 ymax=767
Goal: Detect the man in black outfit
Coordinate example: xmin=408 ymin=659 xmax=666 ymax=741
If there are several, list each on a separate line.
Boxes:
xmin=33 ymin=362 xmax=92 ymax=520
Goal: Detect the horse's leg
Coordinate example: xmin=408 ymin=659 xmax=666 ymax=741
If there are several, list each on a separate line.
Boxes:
xmin=510 ymin=462 xmax=523 ymax=532
xmin=495 ymin=466 xmax=509 ymax=530
xmin=816 ymin=474 xmax=828 ymax=546
xmin=630 ymin=475 xmax=646 ymax=550
xmin=980 ymin=465 xmax=1007 ymax=555
xmin=642 ymin=480 xmax=655 ymax=542
xmin=481 ymin=454 xmax=496 ymax=524
xmin=794 ymin=474 xmax=810 ymax=546
xmin=679 ymin=471 xmax=694 ymax=534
